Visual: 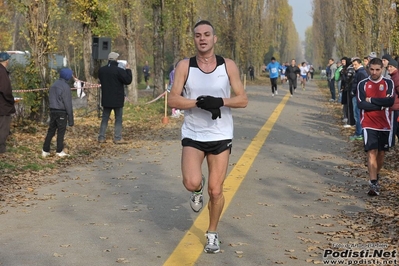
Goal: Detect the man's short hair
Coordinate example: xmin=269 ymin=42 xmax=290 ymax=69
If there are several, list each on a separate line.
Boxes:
xmin=352 ymin=58 xmax=362 ymax=64
xmin=194 ymin=20 xmax=215 ymax=34
xmin=369 ymin=57 xmax=383 ymax=67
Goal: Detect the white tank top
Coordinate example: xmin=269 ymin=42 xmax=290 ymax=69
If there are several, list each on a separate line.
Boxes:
xmin=181 ymin=56 xmax=233 ymax=141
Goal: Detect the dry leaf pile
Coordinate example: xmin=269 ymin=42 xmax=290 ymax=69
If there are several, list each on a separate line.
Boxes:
xmin=298 ymin=84 xmax=399 ymax=264
xmin=0 ymin=101 xmax=182 ymax=211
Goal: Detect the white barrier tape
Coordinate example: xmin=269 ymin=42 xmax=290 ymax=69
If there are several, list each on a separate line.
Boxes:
xmin=145 ymin=91 xmax=166 ymax=104
xmin=13 ymin=76 xmax=166 ymax=106
xmin=13 ymin=77 xmax=101 ymax=93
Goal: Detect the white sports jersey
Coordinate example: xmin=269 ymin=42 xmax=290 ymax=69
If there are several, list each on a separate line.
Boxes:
xmin=181 ymin=56 xmax=233 ymax=141
xmin=300 ymin=65 xmax=309 ymax=76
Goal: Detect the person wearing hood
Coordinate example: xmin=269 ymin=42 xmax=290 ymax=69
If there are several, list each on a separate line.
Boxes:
xmin=340 ymin=57 xmax=355 ymax=127
xmin=381 ymin=54 xmax=392 ymax=78
xmin=0 ymin=52 xmax=15 ymax=154
xmin=98 ymin=52 xmax=132 ymax=144
xmin=42 ymin=68 xmax=74 ymax=158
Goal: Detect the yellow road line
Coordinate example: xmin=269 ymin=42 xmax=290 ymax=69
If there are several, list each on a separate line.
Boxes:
xmin=163 ymin=93 xmax=290 ymax=266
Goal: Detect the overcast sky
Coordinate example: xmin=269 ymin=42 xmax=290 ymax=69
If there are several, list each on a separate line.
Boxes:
xmin=288 ymin=0 xmax=313 ymax=41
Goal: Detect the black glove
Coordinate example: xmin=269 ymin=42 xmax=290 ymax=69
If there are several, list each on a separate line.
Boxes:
xmin=196 ymin=96 xmax=224 ymax=110
xmin=208 ymin=108 xmax=221 ymax=120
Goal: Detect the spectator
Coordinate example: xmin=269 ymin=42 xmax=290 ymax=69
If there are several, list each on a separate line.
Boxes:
xmin=349 ymin=57 xmax=368 ymax=141
xmin=309 ymin=64 xmax=315 ymax=80
xmin=326 ymin=58 xmax=337 ymax=102
xmin=357 ymin=57 xmax=394 ymax=196
xmin=143 ymin=61 xmax=151 ymax=90
xmin=340 ymin=57 xmax=355 ymax=127
xmin=98 ymin=52 xmax=133 ymax=144
xmin=0 ymin=52 xmax=15 ymax=155
xmin=42 ymin=68 xmax=74 ymax=158
xmin=248 ymin=65 xmax=254 ymax=81
xmin=387 ymin=58 xmax=399 ymax=145
xmin=381 ymin=54 xmax=392 ymax=78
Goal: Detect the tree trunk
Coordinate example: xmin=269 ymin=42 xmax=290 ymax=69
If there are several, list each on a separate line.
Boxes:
xmin=82 ymin=24 xmax=98 ymax=114
xmin=124 ymin=2 xmax=138 ymax=104
xmin=152 ymin=0 xmax=164 ymax=96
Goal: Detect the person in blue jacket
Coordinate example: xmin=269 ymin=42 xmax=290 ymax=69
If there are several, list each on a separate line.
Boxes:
xmin=266 ymin=57 xmax=282 ymax=96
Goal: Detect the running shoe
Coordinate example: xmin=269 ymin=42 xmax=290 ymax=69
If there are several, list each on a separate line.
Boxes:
xmin=42 ymin=150 xmax=50 ymax=158
xmin=272 ymin=93 xmax=274 ymax=97
xmin=56 ymin=151 xmax=70 ymax=157
xmin=275 ymin=90 xmax=278 ymax=95
xmin=367 ymin=180 xmax=380 ymax=196
xmin=190 ymin=175 xmax=205 ymax=212
xmin=204 ymin=231 xmax=220 ymax=254
xmin=349 ymin=135 xmax=363 ymax=141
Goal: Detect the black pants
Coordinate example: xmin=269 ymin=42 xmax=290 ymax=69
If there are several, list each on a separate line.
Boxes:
xmin=391 ymin=111 xmax=399 ymax=147
xmin=270 ymin=78 xmax=278 ymax=93
xmin=288 ymin=78 xmax=297 ymax=95
xmin=43 ymin=111 xmax=67 ymax=153
xmin=346 ymin=90 xmax=355 ymax=126
xmin=0 ymin=115 xmax=11 ymax=153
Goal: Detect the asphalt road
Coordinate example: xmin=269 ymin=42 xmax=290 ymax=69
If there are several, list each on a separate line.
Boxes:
xmin=0 ymin=81 xmax=368 ymax=266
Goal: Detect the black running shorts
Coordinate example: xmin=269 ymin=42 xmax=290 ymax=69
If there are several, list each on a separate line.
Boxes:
xmin=182 ymin=138 xmax=232 ymax=155
xmin=364 ymin=129 xmax=390 ymax=152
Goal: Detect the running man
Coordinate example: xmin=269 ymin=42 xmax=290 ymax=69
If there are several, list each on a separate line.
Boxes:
xmin=285 ymin=59 xmax=300 ymax=97
xmin=266 ymin=57 xmax=282 ymax=96
xmin=299 ymin=62 xmax=309 ymax=90
xmin=280 ymin=62 xmax=288 ymax=84
xmin=167 ymin=20 xmax=248 ymax=253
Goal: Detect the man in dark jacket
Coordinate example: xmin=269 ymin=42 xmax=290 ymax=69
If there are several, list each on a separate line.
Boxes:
xmin=0 ymin=52 xmax=15 ymax=154
xmin=349 ymin=57 xmax=369 ymax=141
xmin=98 ymin=52 xmax=132 ymax=144
xmin=284 ymin=59 xmax=300 ymax=97
xmin=42 ymin=68 xmax=74 ymax=157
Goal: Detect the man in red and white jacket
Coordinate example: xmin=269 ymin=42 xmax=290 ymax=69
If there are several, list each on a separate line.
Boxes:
xmin=357 ymin=58 xmax=395 ymax=196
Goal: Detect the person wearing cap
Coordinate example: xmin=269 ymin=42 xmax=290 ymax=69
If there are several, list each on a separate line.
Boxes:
xmin=41 ymin=68 xmax=74 ymax=158
xmin=349 ymin=57 xmax=368 ymax=141
xmin=266 ymin=56 xmax=283 ymax=96
xmin=381 ymin=54 xmax=392 ymax=78
xmin=98 ymin=52 xmax=132 ymax=144
xmin=0 ymin=52 xmax=15 ymax=154
xmin=387 ymin=58 xmax=399 ymax=145
xmin=357 ymin=57 xmax=395 ymax=196
xmin=368 ymin=52 xmax=377 ymax=59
